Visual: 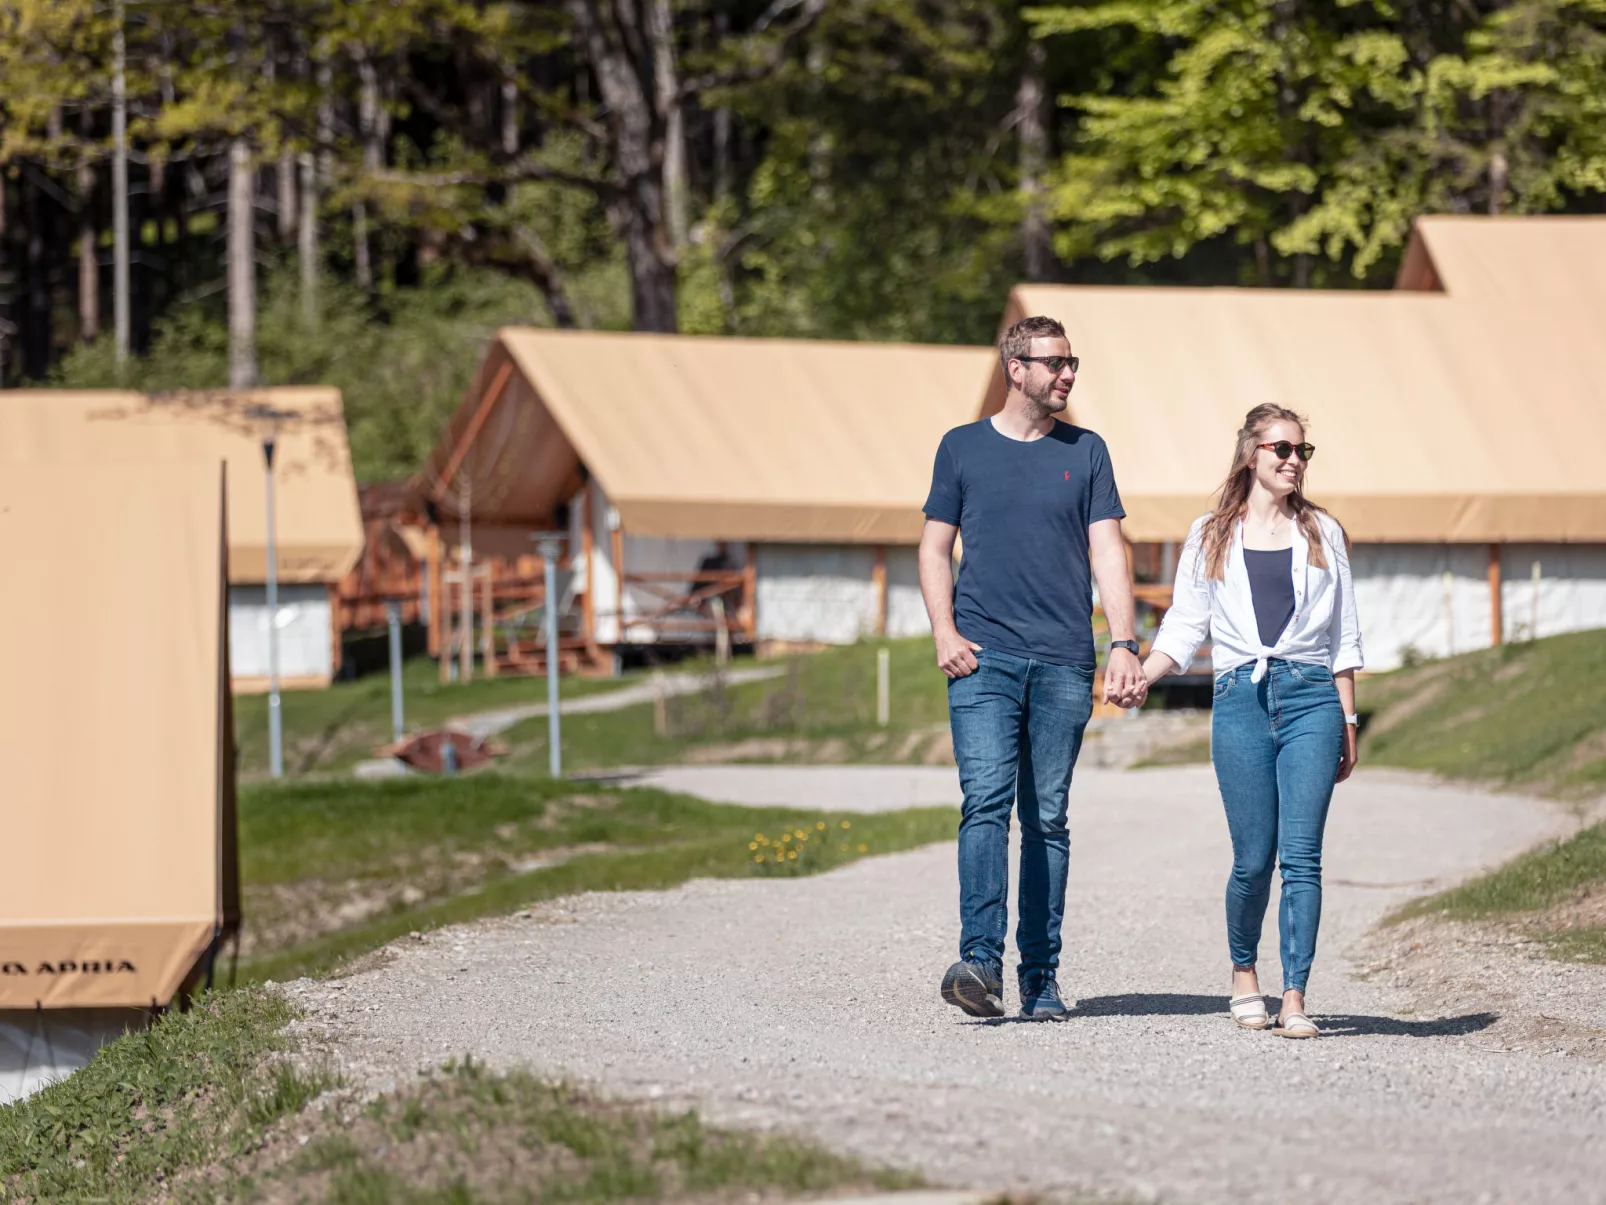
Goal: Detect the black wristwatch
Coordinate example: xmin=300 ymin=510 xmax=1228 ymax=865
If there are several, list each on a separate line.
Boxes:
xmin=1108 ymin=639 xmax=1141 ymax=658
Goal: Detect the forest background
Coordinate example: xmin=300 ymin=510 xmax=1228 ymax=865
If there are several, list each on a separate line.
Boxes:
xmin=3 ymin=0 xmax=1604 ymax=484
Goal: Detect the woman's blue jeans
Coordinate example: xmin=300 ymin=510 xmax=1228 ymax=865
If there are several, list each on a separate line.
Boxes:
xmin=1211 ymin=660 xmax=1344 ymax=994
xmin=948 ymin=649 xmax=1093 ymax=984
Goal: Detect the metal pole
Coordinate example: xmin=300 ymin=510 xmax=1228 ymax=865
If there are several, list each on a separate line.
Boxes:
xmin=264 ymin=436 xmax=283 ymax=778
xmin=539 ymin=538 xmax=562 ymax=778
xmin=111 ymin=0 xmax=130 ymax=367
xmin=876 ymin=646 xmax=890 ymax=727
xmin=387 ymin=600 xmax=404 ymax=744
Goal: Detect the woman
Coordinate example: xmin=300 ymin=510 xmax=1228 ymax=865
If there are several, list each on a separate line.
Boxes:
xmin=1141 ymin=404 xmax=1362 ymax=1039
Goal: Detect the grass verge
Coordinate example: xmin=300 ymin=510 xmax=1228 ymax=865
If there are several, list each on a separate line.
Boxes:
xmin=239 ymin=774 xmax=956 ymax=983
xmin=234 ymin=656 xmax=634 ymax=779
xmin=1357 ymin=628 xmax=1606 ymax=797
xmin=1389 ymin=821 xmax=1606 ymax=963
xmin=0 ymin=989 xmax=919 ymax=1205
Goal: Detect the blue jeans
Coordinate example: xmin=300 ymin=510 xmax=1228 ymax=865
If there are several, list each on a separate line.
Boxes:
xmin=948 ymin=649 xmax=1093 ymax=983
xmin=1211 ymin=659 xmax=1344 ymax=993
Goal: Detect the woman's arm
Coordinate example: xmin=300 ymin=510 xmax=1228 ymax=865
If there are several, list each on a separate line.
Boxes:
xmin=1148 ymin=523 xmax=1211 ymax=679
xmin=1335 ymin=668 xmax=1358 ymax=782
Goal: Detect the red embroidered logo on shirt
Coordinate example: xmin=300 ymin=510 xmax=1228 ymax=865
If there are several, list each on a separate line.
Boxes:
xmin=1063 ymin=470 xmax=1070 ymax=481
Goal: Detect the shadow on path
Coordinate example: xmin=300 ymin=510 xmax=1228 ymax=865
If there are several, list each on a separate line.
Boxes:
xmin=968 ymin=993 xmax=1498 ymax=1038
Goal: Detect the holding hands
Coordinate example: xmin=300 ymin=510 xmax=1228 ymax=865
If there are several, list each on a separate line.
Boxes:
xmin=1103 ymin=647 xmax=1148 ymax=708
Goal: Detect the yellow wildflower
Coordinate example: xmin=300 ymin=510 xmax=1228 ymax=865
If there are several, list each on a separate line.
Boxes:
xmin=753 ymin=855 xmax=764 ymax=863
xmin=857 ymin=843 xmax=868 ymax=853
xmin=816 ymin=822 xmax=826 ymax=831
xmin=781 ymin=833 xmax=791 ymax=843
xmin=840 ymin=821 xmax=851 ymax=829
xmin=749 ymin=842 xmax=758 ymax=851
xmin=788 ymin=851 xmax=798 ymax=861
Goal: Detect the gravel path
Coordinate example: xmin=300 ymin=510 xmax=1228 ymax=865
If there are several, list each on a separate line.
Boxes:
xmin=288 ymin=765 xmax=1606 ymax=1205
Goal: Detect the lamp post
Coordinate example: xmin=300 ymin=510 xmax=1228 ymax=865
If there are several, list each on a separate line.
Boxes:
xmin=251 ymin=404 xmax=294 ymax=780
xmin=533 ymin=534 xmax=565 ymax=778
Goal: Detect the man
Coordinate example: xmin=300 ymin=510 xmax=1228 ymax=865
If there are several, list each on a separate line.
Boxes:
xmin=920 ymin=314 xmax=1146 ymax=1021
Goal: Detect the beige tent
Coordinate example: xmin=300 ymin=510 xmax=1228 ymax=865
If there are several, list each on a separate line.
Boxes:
xmin=989 ymin=284 xmax=1606 ymax=544
xmin=423 ymin=328 xmax=996 ymax=544
xmin=415 ymin=329 xmax=994 ymax=657
xmin=0 ymin=460 xmax=236 ymax=1016
xmin=0 ymin=387 xmax=365 ymax=688
xmin=990 ymin=281 xmax=1606 ymax=667
xmin=1397 ymin=215 xmax=1606 ymax=298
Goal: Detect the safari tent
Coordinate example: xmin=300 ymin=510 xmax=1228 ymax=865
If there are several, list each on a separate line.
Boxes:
xmin=0 ymin=461 xmax=236 ymax=1102
xmin=0 ymin=387 xmax=364 ymax=689
xmin=414 ymin=329 xmax=994 ymax=670
xmin=990 ymin=277 xmax=1606 ymax=669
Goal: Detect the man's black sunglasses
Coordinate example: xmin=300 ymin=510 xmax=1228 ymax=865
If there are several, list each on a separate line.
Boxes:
xmin=1259 ymin=440 xmax=1316 ymax=462
xmin=1014 ymin=354 xmax=1079 ymax=374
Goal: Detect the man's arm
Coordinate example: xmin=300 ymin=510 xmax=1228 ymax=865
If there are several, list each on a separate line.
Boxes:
xmin=1088 ymin=517 xmax=1145 ymax=706
xmin=919 ymin=519 xmax=981 ymax=678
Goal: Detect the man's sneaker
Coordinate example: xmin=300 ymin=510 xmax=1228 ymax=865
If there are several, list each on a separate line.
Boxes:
xmin=1019 ymin=972 xmax=1070 ymax=1021
xmin=940 ymin=959 xmax=1004 ymax=1018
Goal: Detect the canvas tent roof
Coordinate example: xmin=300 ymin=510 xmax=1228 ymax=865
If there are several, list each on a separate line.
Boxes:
xmin=418 ymin=329 xmax=996 ymax=543
xmin=1396 ymin=215 xmax=1606 ymax=298
xmin=990 ymin=284 xmax=1606 ymax=543
xmin=0 ymin=387 xmax=364 ymax=583
xmin=0 ymin=461 xmax=236 ymax=1009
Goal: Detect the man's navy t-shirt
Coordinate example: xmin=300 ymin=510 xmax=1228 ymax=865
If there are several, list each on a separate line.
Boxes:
xmin=923 ymin=419 xmax=1125 ymax=668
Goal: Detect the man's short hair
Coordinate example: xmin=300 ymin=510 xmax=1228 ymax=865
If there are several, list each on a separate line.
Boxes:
xmin=999 ymin=315 xmax=1068 ymax=380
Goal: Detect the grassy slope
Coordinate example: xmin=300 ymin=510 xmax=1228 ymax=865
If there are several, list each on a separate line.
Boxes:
xmin=1363 ymin=629 xmax=1606 ymax=962
xmin=0 ymin=989 xmax=916 ymax=1204
xmin=234 ymin=658 xmax=633 ymax=779
xmin=499 ymin=638 xmax=955 ymax=775
xmin=239 ymin=775 xmax=956 ymax=982
xmin=1358 ymin=628 xmax=1606 ymax=796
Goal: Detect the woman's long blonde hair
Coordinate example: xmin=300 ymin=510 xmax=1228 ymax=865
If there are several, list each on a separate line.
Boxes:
xmin=1199 ymin=404 xmax=1345 ymax=580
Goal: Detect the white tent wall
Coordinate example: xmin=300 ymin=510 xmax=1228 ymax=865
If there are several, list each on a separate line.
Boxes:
xmin=1349 ymin=544 xmax=1492 ymax=669
xmin=1349 ymin=543 xmax=1606 ymax=670
xmin=755 ymin=545 xmax=880 ymax=644
xmin=885 ymin=547 xmax=930 ymax=638
xmin=0 ymin=1009 xmax=149 ymax=1104
xmin=1500 ymin=544 xmax=1606 ymax=643
xmin=228 ymin=584 xmax=335 ymax=682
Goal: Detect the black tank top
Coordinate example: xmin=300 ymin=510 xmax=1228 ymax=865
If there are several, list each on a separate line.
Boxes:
xmin=1244 ymin=547 xmax=1295 ymax=648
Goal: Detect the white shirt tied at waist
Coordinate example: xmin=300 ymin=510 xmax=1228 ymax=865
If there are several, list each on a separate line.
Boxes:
xmin=1151 ymin=513 xmax=1364 ymax=684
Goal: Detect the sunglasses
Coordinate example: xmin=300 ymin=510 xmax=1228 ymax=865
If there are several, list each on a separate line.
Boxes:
xmin=1259 ymin=440 xmax=1316 ymax=462
xmin=1014 ymin=355 xmax=1079 ymax=374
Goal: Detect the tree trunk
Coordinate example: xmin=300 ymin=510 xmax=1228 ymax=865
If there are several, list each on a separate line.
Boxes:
xmin=299 ymin=150 xmax=318 ymax=323
xmin=278 ymin=150 xmax=298 ymax=240
xmin=713 ymin=10 xmax=731 ymax=204
xmin=78 ymin=118 xmax=100 ymax=344
xmin=567 ymin=0 xmax=679 ymax=331
xmin=354 ymin=50 xmax=379 ymax=291
xmin=228 ymin=138 xmax=259 ymax=388
xmin=1489 ymin=147 xmax=1508 ymax=215
xmin=112 ymin=1 xmax=131 ymax=366
xmin=651 ymin=0 xmax=689 ymax=248
xmin=24 ymin=169 xmax=50 ymax=378
xmin=1017 ymin=38 xmax=1052 ymax=282
xmin=501 ymin=72 xmax=519 ymax=157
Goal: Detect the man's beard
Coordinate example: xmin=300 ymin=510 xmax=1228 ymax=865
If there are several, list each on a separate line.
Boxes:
xmin=1023 ymin=375 xmax=1067 ymax=418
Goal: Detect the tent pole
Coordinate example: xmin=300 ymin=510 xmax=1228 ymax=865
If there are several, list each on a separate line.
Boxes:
xmin=1488 ymin=543 xmax=1503 ymax=647
xmin=538 ymin=536 xmax=563 ymax=778
xmin=872 ymin=544 xmax=887 ymax=637
xmin=387 ymin=599 xmax=405 ymax=742
xmin=742 ymin=542 xmax=758 ymax=644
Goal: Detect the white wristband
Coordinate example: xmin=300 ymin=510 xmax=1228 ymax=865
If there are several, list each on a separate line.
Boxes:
xmin=1344 ymin=713 xmax=1359 ymax=726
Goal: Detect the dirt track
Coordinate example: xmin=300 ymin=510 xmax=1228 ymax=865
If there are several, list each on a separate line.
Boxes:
xmin=288 ymin=765 xmax=1606 ymax=1205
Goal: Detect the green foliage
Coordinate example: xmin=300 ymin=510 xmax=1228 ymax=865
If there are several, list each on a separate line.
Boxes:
xmin=1358 ymin=628 xmax=1606 ymax=795
xmin=51 ymin=262 xmax=557 ymax=481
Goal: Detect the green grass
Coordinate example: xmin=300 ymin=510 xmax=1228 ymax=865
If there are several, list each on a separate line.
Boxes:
xmin=1392 ymin=821 xmax=1606 ymax=923
xmin=238 ymin=774 xmax=956 ymax=982
xmin=1358 ymin=628 xmax=1606 ymax=796
xmin=499 ymin=638 xmax=956 ymax=775
xmin=0 ymin=989 xmax=332 ymax=1203
xmin=234 ymin=656 xmax=635 ymax=779
xmin=0 ymin=988 xmax=917 ymax=1204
